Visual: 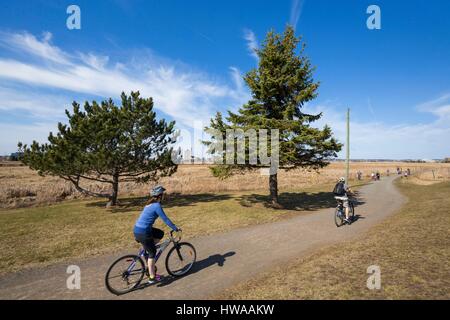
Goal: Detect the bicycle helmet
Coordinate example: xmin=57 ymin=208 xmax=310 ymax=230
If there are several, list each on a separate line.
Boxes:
xmin=339 ymin=177 xmax=345 ymax=182
xmin=150 ymin=185 xmax=166 ymax=197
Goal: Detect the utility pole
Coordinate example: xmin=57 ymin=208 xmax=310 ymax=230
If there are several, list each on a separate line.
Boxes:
xmin=346 ymin=108 xmax=350 ymax=183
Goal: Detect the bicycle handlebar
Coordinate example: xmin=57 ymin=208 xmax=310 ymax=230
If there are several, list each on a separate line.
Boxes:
xmin=170 ymin=229 xmax=182 ymax=242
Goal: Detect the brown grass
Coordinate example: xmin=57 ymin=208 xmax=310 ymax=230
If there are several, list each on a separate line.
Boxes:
xmin=217 ymin=180 xmax=450 ymax=300
xmin=1 ymin=161 xmax=449 ymax=209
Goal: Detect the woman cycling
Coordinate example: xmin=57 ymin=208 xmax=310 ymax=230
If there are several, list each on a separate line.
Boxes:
xmin=133 ymin=185 xmax=180 ymax=283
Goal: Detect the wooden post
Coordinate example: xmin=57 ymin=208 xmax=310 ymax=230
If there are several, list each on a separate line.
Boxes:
xmin=346 ymin=108 xmax=350 ymax=183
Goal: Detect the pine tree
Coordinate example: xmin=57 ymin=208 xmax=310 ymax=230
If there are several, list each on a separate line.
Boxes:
xmin=18 ymin=91 xmax=177 ymax=206
xmin=204 ymin=26 xmax=342 ymax=205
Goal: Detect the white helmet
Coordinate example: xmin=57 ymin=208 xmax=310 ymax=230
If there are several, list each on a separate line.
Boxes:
xmin=339 ymin=177 xmax=345 ymax=182
xmin=150 ymin=185 xmax=166 ymax=197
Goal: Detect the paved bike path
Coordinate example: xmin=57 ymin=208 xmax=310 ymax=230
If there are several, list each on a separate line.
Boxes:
xmin=0 ymin=176 xmax=406 ymax=299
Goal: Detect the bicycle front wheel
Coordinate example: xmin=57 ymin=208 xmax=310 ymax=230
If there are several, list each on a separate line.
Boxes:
xmin=165 ymin=242 xmax=197 ymax=277
xmin=349 ymin=202 xmax=355 ymax=220
xmin=105 ymin=254 xmax=145 ymax=295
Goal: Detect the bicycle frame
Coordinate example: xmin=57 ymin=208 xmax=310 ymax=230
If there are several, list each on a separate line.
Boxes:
xmin=124 ymin=231 xmax=182 ymax=278
xmin=136 ymin=232 xmax=179 ymax=262
xmin=154 ymin=238 xmax=171 ymax=262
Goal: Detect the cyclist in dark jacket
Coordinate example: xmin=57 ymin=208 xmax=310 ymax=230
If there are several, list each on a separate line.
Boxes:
xmin=334 ymin=177 xmax=352 ymax=224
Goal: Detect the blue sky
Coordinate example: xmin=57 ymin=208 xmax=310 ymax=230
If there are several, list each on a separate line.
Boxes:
xmin=0 ymin=0 xmax=449 ymax=159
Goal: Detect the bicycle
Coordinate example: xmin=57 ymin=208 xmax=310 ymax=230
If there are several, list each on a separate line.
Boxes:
xmin=334 ymin=197 xmax=355 ymax=227
xmin=105 ymin=230 xmax=196 ymax=295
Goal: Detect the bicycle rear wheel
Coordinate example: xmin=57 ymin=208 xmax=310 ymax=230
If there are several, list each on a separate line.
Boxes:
xmin=165 ymin=242 xmax=196 ymax=277
xmin=335 ymin=207 xmax=344 ymax=227
xmin=105 ymin=254 xmax=145 ymax=295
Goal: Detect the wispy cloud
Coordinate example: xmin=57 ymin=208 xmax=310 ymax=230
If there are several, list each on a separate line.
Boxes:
xmin=290 ymin=0 xmax=305 ymax=31
xmin=79 ymin=53 xmax=110 ymax=70
xmin=0 ymin=85 xmax=69 ymax=119
xmin=0 ymin=121 xmax=58 ymax=155
xmin=0 ymin=30 xmax=250 ymax=154
xmin=0 ymin=31 xmax=72 ymax=65
xmin=0 ymin=31 xmax=248 ymax=126
xmin=228 ymin=66 xmax=249 ymax=100
xmin=243 ymin=28 xmax=259 ymax=61
xmin=304 ymin=98 xmax=450 ymax=159
xmin=417 ymin=93 xmax=450 ymax=122
xmin=367 ymin=97 xmax=377 ymax=121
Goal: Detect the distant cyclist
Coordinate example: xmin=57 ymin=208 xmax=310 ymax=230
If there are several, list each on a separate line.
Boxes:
xmin=133 ymin=185 xmax=180 ymax=283
xmin=333 ymin=177 xmax=352 ymax=224
xmin=357 ymin=170 xmax=362 ymax=180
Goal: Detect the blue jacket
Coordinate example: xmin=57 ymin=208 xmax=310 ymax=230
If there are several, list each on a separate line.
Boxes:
xmin=133 ymin=202 xmax=178 ymax=234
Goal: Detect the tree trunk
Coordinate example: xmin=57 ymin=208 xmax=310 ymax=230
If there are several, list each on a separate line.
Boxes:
xmin=107 ymin=173 xmax=119 ymax=207
xmin=269 ymin=173 xmax=279 ymax=205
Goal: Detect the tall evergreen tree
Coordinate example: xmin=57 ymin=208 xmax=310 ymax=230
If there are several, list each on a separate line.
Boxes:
xmin=204 ymin=26 xmax=342 ymax=205
xmin=19 ymin=91 xmax=177 ymax=206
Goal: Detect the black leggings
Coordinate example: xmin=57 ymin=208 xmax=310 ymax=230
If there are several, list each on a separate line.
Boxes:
xmin=134 ymin=228 xmax=164 ymax=258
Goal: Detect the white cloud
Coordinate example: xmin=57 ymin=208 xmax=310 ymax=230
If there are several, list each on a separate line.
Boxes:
xmin=243 ymin=29 xmax=259 ymax=61
xmin=0 ymin=122 xmax=58 ymax=154
xmin=290 ymin=0 xmax=305 ymax=31
xmin=228 ymin=66 xmax=251 ymax=105
xmin=0 ymin=30 xmax=251 ymax=154
xmin=0 ymin=31 xmax=72 ymax=65
xmin=79 ymin=53 xmax=109 ymax=70
xmin=0 ymin=31 xmax=249 ymax=126
xmin=417 ymin=93 xmax=450 ymax=110
xmin=416 ymin=93 xmax=450 ymax=123
xmin=0 ymin=86 xmax=69 ymax=119
xmin=304 ymin=97 xmax=450 ymax=159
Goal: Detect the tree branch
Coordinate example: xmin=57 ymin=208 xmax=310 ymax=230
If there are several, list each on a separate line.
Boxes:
xmin=60 ymin=175 xmax=112 ymax=199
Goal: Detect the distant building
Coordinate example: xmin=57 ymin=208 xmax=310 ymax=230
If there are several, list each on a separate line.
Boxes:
xmin=420 ymin=159 xmax=437 ymax=163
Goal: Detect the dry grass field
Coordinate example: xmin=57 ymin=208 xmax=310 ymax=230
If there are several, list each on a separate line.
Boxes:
xmin=1 ymin=161 xmax=449 ymax=209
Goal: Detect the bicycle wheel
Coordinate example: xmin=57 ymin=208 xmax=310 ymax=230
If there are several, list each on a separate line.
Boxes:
xmin=334 ymin=207 xmax=344 ymax=227
xmin=165 ymin=242 xmax=197 ymax=277
xmin=349 ymin=202 xmax=355 ymax=220
xmin=105 ymin=254 xmax=146 ymax=295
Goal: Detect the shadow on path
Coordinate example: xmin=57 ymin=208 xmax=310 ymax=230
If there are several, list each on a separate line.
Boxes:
xmin=239 ymin=190 xmax=366 ymax=211
xmin=351 ymin=214 xmax=365 ymax=224
xmin=128 ymin=251 xmax=236 ymax=293
xmin=87 ymin=187 xmax=367 ymax=214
